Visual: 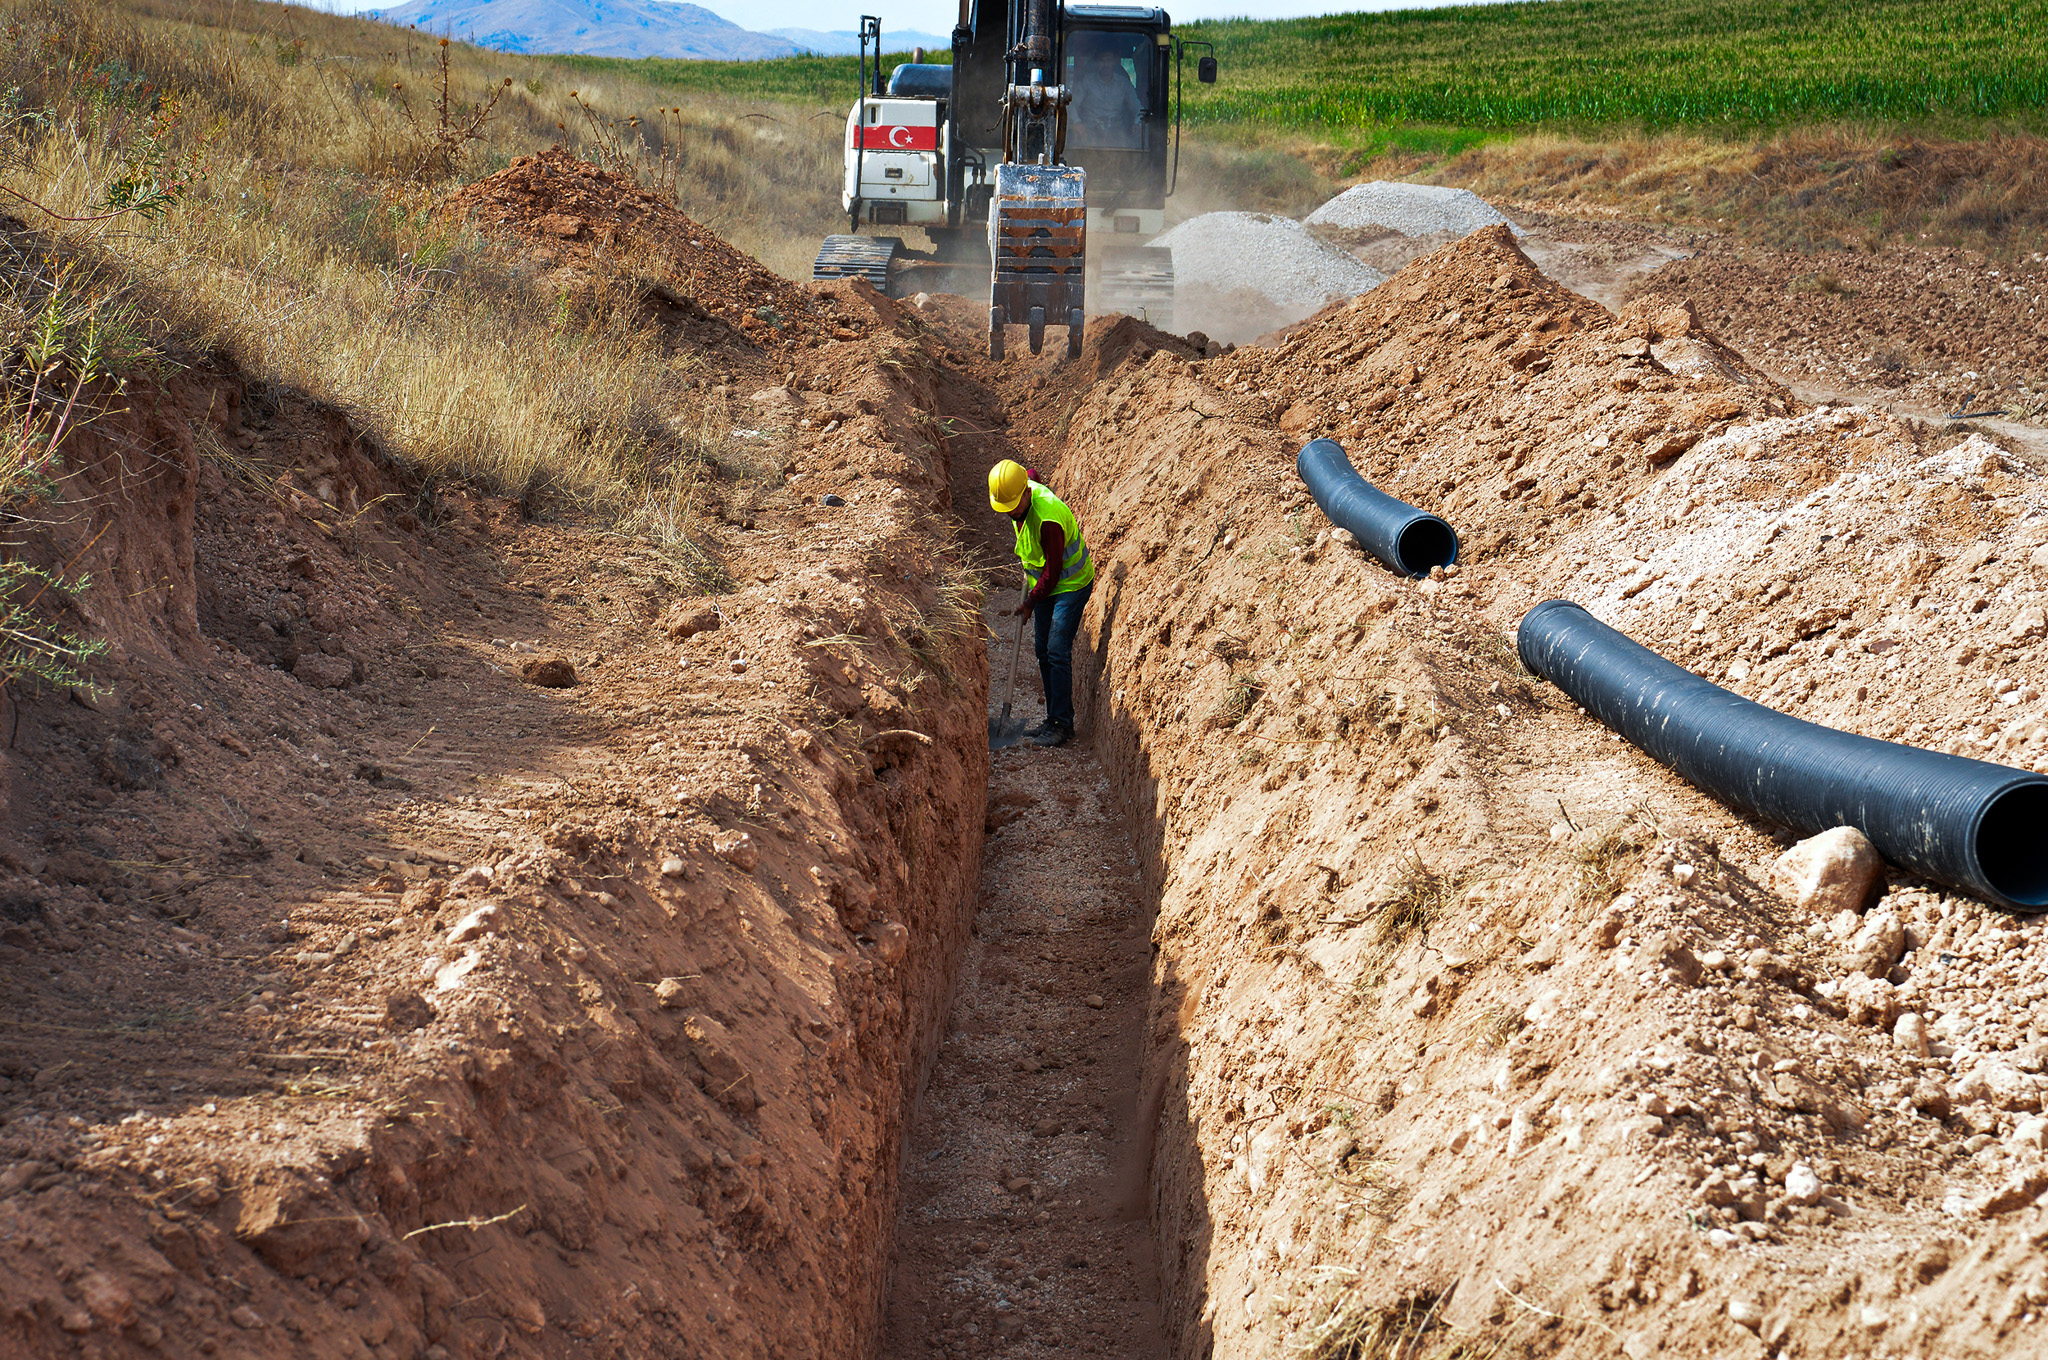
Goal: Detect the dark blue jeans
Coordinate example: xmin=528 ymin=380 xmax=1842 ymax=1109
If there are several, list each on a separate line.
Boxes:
xmin=1033 ymin=581 xmax=1092 ymax=730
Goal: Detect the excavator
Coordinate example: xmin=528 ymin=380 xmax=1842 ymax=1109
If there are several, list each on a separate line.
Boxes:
xmin=810 ymin=3 xmax=1215 ymax=359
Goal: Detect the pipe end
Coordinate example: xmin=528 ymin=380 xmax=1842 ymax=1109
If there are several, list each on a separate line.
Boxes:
xmin=1395 ymin=516 xmax=1459 ymax=576
xmin=1976 ymin=780 xmax=2048 ymax=910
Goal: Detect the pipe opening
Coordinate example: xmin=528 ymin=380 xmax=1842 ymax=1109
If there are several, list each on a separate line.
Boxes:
xmin=1396 ymin=517 xmax=1459 ymax=575
xmin=1976 ymin=782 xmax=2048 ymax=909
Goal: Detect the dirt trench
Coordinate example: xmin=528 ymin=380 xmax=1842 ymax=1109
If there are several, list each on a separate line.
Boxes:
xmin=873 ymin=391 xmax=1172 ymax=1360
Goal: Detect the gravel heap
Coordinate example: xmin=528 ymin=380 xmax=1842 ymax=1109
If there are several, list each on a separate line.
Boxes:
xmin=1154 ymin=212 xmax=1385 ymax=313
xmin=1305 ymin=180 xmax=1524 ymax=237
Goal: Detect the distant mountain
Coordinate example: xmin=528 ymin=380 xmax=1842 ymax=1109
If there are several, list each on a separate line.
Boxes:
xmin=367 ymin=0 xmax=799 ymax=60
xmin=768 ymin=27 xmax=952 ymax=56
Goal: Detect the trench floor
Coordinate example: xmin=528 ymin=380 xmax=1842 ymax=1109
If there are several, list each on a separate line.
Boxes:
xmin=877 ymin=689 xmax=1170 ymax=1359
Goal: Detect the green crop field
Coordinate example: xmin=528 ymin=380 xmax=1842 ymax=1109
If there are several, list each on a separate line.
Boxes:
xmin=564 ymin=0 xmax=2048 ymax=139
xmin=1177 ymin=0 xmax=2048 ymax=135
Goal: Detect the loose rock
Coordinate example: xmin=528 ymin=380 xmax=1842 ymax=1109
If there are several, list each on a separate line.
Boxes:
xmin=1772 ymin=826 xmax=1882 ymax=915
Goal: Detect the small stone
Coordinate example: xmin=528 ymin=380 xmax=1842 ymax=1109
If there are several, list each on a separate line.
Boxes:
xmin=713 ymin=832 xmax=758 ymax=871
xmin=1911 ymin=1079 xmax=1952 ymax=1120
xmin=655 ymin=978 xmax=687 ymax=1009
xmin=449 ymin=864 xmax=493 ymax=892
xmin=230 ymin=1305 xmax=264 ymax=1329
xmin=1772 ymin=826 xmax=1882 ymax=915
xmin=1847 ymin=911 xmax=1905 ymax=979
xmin=520 ymin=657 xmax=577 ymax=688
xmin=400 ymin=882 xmax=446 ymax=915
xmin=1725 ymin=1298 xmax=1763 ymax=1331
xmin=2010 ymin=1117 xmax=2048 ymax=1150
xmin=1841 ymin=974 xmax=1900 ymax=1028
xmin=660 ymin=857 xmax=686 ymax=877
xmin=821 ymin=493 xmax=848 ymax=507
xmin=1083 ymin=994 xmax=1105 ymax=1009
xmin=446 ymin=903 xmax=502 ymax=945
xmin=1894 ymin=1011 xmax=1931 ymax=1057
xmin=730 ymin=659 xmax=749 ymax=674
xmin=1032 ymin=1117 xmax=1062 ymax=1138
xmin=1784 ymin=1163 xmax=1823 ymax=1206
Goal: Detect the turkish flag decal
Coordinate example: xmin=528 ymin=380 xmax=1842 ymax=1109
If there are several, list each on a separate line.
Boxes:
xmin=856 ymin=124 xmax=938 ymax=150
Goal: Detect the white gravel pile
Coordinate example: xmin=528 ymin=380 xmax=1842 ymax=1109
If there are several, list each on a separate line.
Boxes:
xmin=1153 ymin=212 xmax=1384 ymax=312
xmin=1305 ymin=181 xmax=1524 ymax=238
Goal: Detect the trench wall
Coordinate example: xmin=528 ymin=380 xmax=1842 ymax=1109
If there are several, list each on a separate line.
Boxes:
xmin=1050 ymin=229 xmax=2048 ymax=1359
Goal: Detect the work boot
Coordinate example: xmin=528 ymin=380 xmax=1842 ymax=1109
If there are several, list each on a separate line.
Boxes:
xmin=1023 ymin=718 xmax=1058 ymax=739
xmin=1031 ymin=720 xmax=1070 ymax=748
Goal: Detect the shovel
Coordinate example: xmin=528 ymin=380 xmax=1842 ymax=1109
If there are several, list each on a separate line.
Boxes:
xmin=988 ymin=607 xmax=1030 ymax=749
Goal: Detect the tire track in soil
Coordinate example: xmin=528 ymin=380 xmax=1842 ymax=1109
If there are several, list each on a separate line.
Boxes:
xmin=878 ymin=360 xmax=1170 ymax=1360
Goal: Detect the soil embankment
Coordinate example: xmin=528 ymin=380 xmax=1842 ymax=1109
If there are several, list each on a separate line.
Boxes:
xmin=0 ymin=164 xmax=991 ymax=1359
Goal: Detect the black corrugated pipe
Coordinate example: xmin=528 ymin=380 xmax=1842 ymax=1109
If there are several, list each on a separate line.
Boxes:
xmin=1517 ymin=599 xmax=2048 ymax=911
xmin=1296 ymin=438 xmax=1458 ymax=577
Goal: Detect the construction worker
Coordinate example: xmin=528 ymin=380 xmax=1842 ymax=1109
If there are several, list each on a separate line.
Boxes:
xmin=988 ymin=459 xmax=1094 ymax=748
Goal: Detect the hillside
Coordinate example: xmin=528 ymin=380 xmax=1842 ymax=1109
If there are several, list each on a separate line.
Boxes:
xmin=366 ymin=0 xmax=798 ymax=60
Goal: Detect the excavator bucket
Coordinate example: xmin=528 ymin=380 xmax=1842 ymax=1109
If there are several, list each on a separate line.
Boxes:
xmin=988 ymin=162 xmax=1086 ymax=361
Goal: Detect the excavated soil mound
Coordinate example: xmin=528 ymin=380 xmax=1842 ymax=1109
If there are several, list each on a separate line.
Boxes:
xmin=447 ymin=146 xmax=830 ymax=345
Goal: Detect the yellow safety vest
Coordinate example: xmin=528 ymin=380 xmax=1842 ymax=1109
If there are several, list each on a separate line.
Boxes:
xmin=1013 ymin=482 xmax=1094 ymax=594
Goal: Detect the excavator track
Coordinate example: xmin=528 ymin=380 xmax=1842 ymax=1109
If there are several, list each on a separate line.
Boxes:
xmin=1095 ymin=244 xmax=1175 ymax=332
xmin=812 ymin=234 xmax=904 ymax=293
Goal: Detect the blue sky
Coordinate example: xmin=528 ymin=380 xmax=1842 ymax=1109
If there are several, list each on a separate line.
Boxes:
xmin=301 ymin=1 xmax=1493 ymax=31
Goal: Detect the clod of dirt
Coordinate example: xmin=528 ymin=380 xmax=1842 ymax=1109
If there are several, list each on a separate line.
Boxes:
xmin=518 ymin=656 xmax=577 ymax=687
xmin=664 ymin=600 xmax=722 ymax=640
xmin=382 ymin=988 xmax=434 ymax=1031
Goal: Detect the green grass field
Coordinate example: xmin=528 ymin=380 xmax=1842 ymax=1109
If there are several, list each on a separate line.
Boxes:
xmin=1178 ymin=0 xmax=2048 ymax=135
xmin=564 ymin=0 xmax=2048 ymax=139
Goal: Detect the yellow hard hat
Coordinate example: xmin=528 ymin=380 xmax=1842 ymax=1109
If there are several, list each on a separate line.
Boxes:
xmin=988 ymin=459 xmax=1028 ymax=513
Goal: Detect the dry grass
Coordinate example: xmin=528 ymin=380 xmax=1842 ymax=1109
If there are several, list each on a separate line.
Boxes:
xmin=1320 ymin=124 xmax=2048 ymax=257
xmin=1204 ymin=671 xmax=1261 ymax=730
xmin=1372 ymin=853 xmax=1459 ymax=950
xmin=1570 ymin=813 xmax=1654 ymax=907
xmin=0 ymin=0 xmax=840 ymax=546
xmin=1289 ymin=1279 xmax=1499 ymax=1360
